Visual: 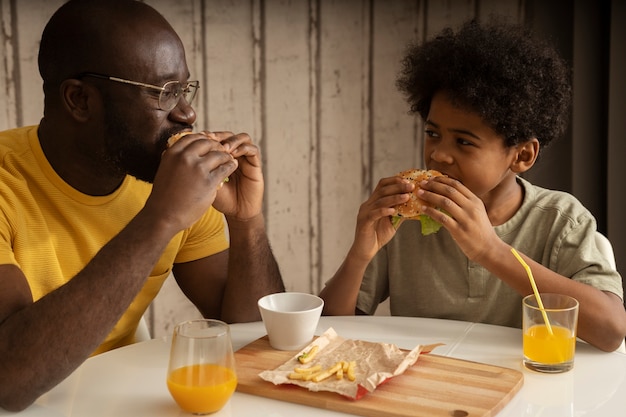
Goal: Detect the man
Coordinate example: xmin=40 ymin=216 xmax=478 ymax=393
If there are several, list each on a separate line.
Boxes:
xmin=0 ymin=0 xmax=284 ymax=411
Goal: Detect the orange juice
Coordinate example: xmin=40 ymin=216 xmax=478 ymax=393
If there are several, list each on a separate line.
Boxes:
xmin=523 ymin=324 xmax=575 ymax=364
xmin=167 ymin=364 xmax=237 ymax=414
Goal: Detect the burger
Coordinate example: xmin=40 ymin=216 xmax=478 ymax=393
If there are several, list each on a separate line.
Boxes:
xmin=166 ymin=131 xmax=230 ymax=186
xmin=166 ymin=130 xmax=195 ymax=148
xmin=392 ymin=169 xmax=445 ymax=235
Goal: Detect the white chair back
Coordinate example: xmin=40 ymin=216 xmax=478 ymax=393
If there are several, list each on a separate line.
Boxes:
xmin=595 ymin=232 xmax=616 ymax=270
xmin=133 ymin=316 xmax=152 ymax=343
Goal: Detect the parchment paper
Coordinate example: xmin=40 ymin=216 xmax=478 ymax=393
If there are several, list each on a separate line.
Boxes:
xmin=258 ymin=327 xmax=443 ymax=399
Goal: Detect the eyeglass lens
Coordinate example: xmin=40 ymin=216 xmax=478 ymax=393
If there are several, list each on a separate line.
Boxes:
xmin=159 ymin=81 xmax=199 ymax=111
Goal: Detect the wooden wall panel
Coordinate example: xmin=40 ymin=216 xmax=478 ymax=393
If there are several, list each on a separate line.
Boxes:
xmin=264 ymin=0 xmax=318 ymax=293
xmin=478 ymin=0 xmax=524 ymax=21
xmin=201 ymin=0 xmax=260 ymax=135
xmin=426 ymin=0 xmax=475 ymax=36
xmin=11 ymin=0 xmax=64 ymax=126
xmin=0 ymin=0 xmax=15 ymax=128
xmin=371 ymin=0 xmax=424 ymax=184
xmin=317 ymin=0 xmax=371 ymax=284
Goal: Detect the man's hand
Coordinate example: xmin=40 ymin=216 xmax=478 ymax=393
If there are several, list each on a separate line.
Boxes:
xmin=150 ymin=132 xmax=238 ymax=232
xmin=210 ymin=131 xmax=264 ymax=220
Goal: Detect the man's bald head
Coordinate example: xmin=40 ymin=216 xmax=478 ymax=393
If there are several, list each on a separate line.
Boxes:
xmin=38 ymin=0 xmax=183 ymax=95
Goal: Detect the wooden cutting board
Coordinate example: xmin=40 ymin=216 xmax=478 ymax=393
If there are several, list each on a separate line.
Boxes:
xmin=234 ymin=336 xmax=523 ymax=417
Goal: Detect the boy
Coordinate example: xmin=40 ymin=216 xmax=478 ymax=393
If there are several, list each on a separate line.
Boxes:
xmin=319 ymin=20 xmax=626 ymax=352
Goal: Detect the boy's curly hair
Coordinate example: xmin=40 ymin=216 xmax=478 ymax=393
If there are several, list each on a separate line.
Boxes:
xmin=396 ymin=19 xmax=572 ymax=148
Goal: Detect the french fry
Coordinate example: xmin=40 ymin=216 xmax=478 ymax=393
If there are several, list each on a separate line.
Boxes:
xmin=294 ymin=365 xmax=322 ymax=374
xmin=288 ymin=372 xmax=308 ymax=380
xmin=311 ymin=362 xmax=343 ymax=382
xmin=290 ymin=347 xmax=358 ymax=384
xmin=347 ymin=361 xmax=356 ymax=381
xmin=288 ymin=372 xmax=319 ymax=381
xmin=297 ymin=345 xmax=319 ymax=364
xmin=289 ymin=360 xmax=357 ymax=383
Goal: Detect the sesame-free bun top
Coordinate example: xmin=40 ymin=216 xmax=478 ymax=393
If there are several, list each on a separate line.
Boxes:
xmin=166 ymin=131 xmax=194 ymax=148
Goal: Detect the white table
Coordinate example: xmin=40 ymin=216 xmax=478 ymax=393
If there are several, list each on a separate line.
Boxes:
xmin=5 ymin=316 xmax=625 ymax=416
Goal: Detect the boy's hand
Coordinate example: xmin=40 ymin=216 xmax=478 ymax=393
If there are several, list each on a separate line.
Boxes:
xmin=417 ymin=176 xmax=498 ymax=262
xmin=350 ymin=176 xmax=413 ymax=262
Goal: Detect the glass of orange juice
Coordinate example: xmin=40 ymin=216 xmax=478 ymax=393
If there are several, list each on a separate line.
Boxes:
xmin=167 ymin=319 xmax=237 ymax=415
xmin=522 ymin=293 xmax=579 ymax=373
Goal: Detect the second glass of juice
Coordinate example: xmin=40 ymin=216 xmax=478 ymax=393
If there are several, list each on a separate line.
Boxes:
xmin=167 ymin=319 xmax=237 ymax=415
xmin=522 ymin=293 xmax=579 ymax=373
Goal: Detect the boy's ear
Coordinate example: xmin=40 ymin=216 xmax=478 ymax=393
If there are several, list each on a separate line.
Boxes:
xmin=511 ymin=138 xmax=539 ymax=174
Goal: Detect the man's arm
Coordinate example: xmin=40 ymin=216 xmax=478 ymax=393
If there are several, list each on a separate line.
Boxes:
xmin=0 ymin=135 xmax=240 ymax=411
xmin=222 ymin=213 xmax=284 ymax=322
xmin=173 ymin=131 xmax=284 ymax=322
xmin=174 ymin=214 xmax=284 ymax=323
xmin=0 ymin=212 xmax=178 ymax=411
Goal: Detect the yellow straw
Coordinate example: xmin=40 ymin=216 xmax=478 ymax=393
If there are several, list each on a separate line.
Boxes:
xmin=511 ymin=248 xmax=554 ymax=335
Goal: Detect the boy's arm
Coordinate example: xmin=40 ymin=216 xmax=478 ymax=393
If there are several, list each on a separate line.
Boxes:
xmin=477 ymin=239 xmax=626 ymax=352
xmin=320 ymin=177 xmax=413 ymax=315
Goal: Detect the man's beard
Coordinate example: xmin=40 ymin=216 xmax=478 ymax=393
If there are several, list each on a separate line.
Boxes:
xmin=101 ymin=103 xmax=166 ymax=184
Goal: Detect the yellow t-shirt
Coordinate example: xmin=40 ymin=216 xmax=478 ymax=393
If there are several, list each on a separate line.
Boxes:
xmin=0 ymin=126 xmax=229 ymax=354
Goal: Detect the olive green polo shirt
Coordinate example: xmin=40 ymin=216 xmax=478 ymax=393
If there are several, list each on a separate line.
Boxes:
xmin=357 ymin=177 xmax=623 ymax=328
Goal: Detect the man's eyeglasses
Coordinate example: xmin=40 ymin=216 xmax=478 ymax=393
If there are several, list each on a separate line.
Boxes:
xmin=75 ymin=72 xmax=199 ymax=111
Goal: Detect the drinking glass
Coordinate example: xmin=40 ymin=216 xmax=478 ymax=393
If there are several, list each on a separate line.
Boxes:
xmin=167 ymin=319 xmax=237 ymax=415
xmin=523 ymin=293 xmax=579 ymax=373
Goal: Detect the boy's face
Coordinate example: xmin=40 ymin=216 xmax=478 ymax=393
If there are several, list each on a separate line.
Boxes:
xmin=424 ymin=91 xmax=521 ymax=202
